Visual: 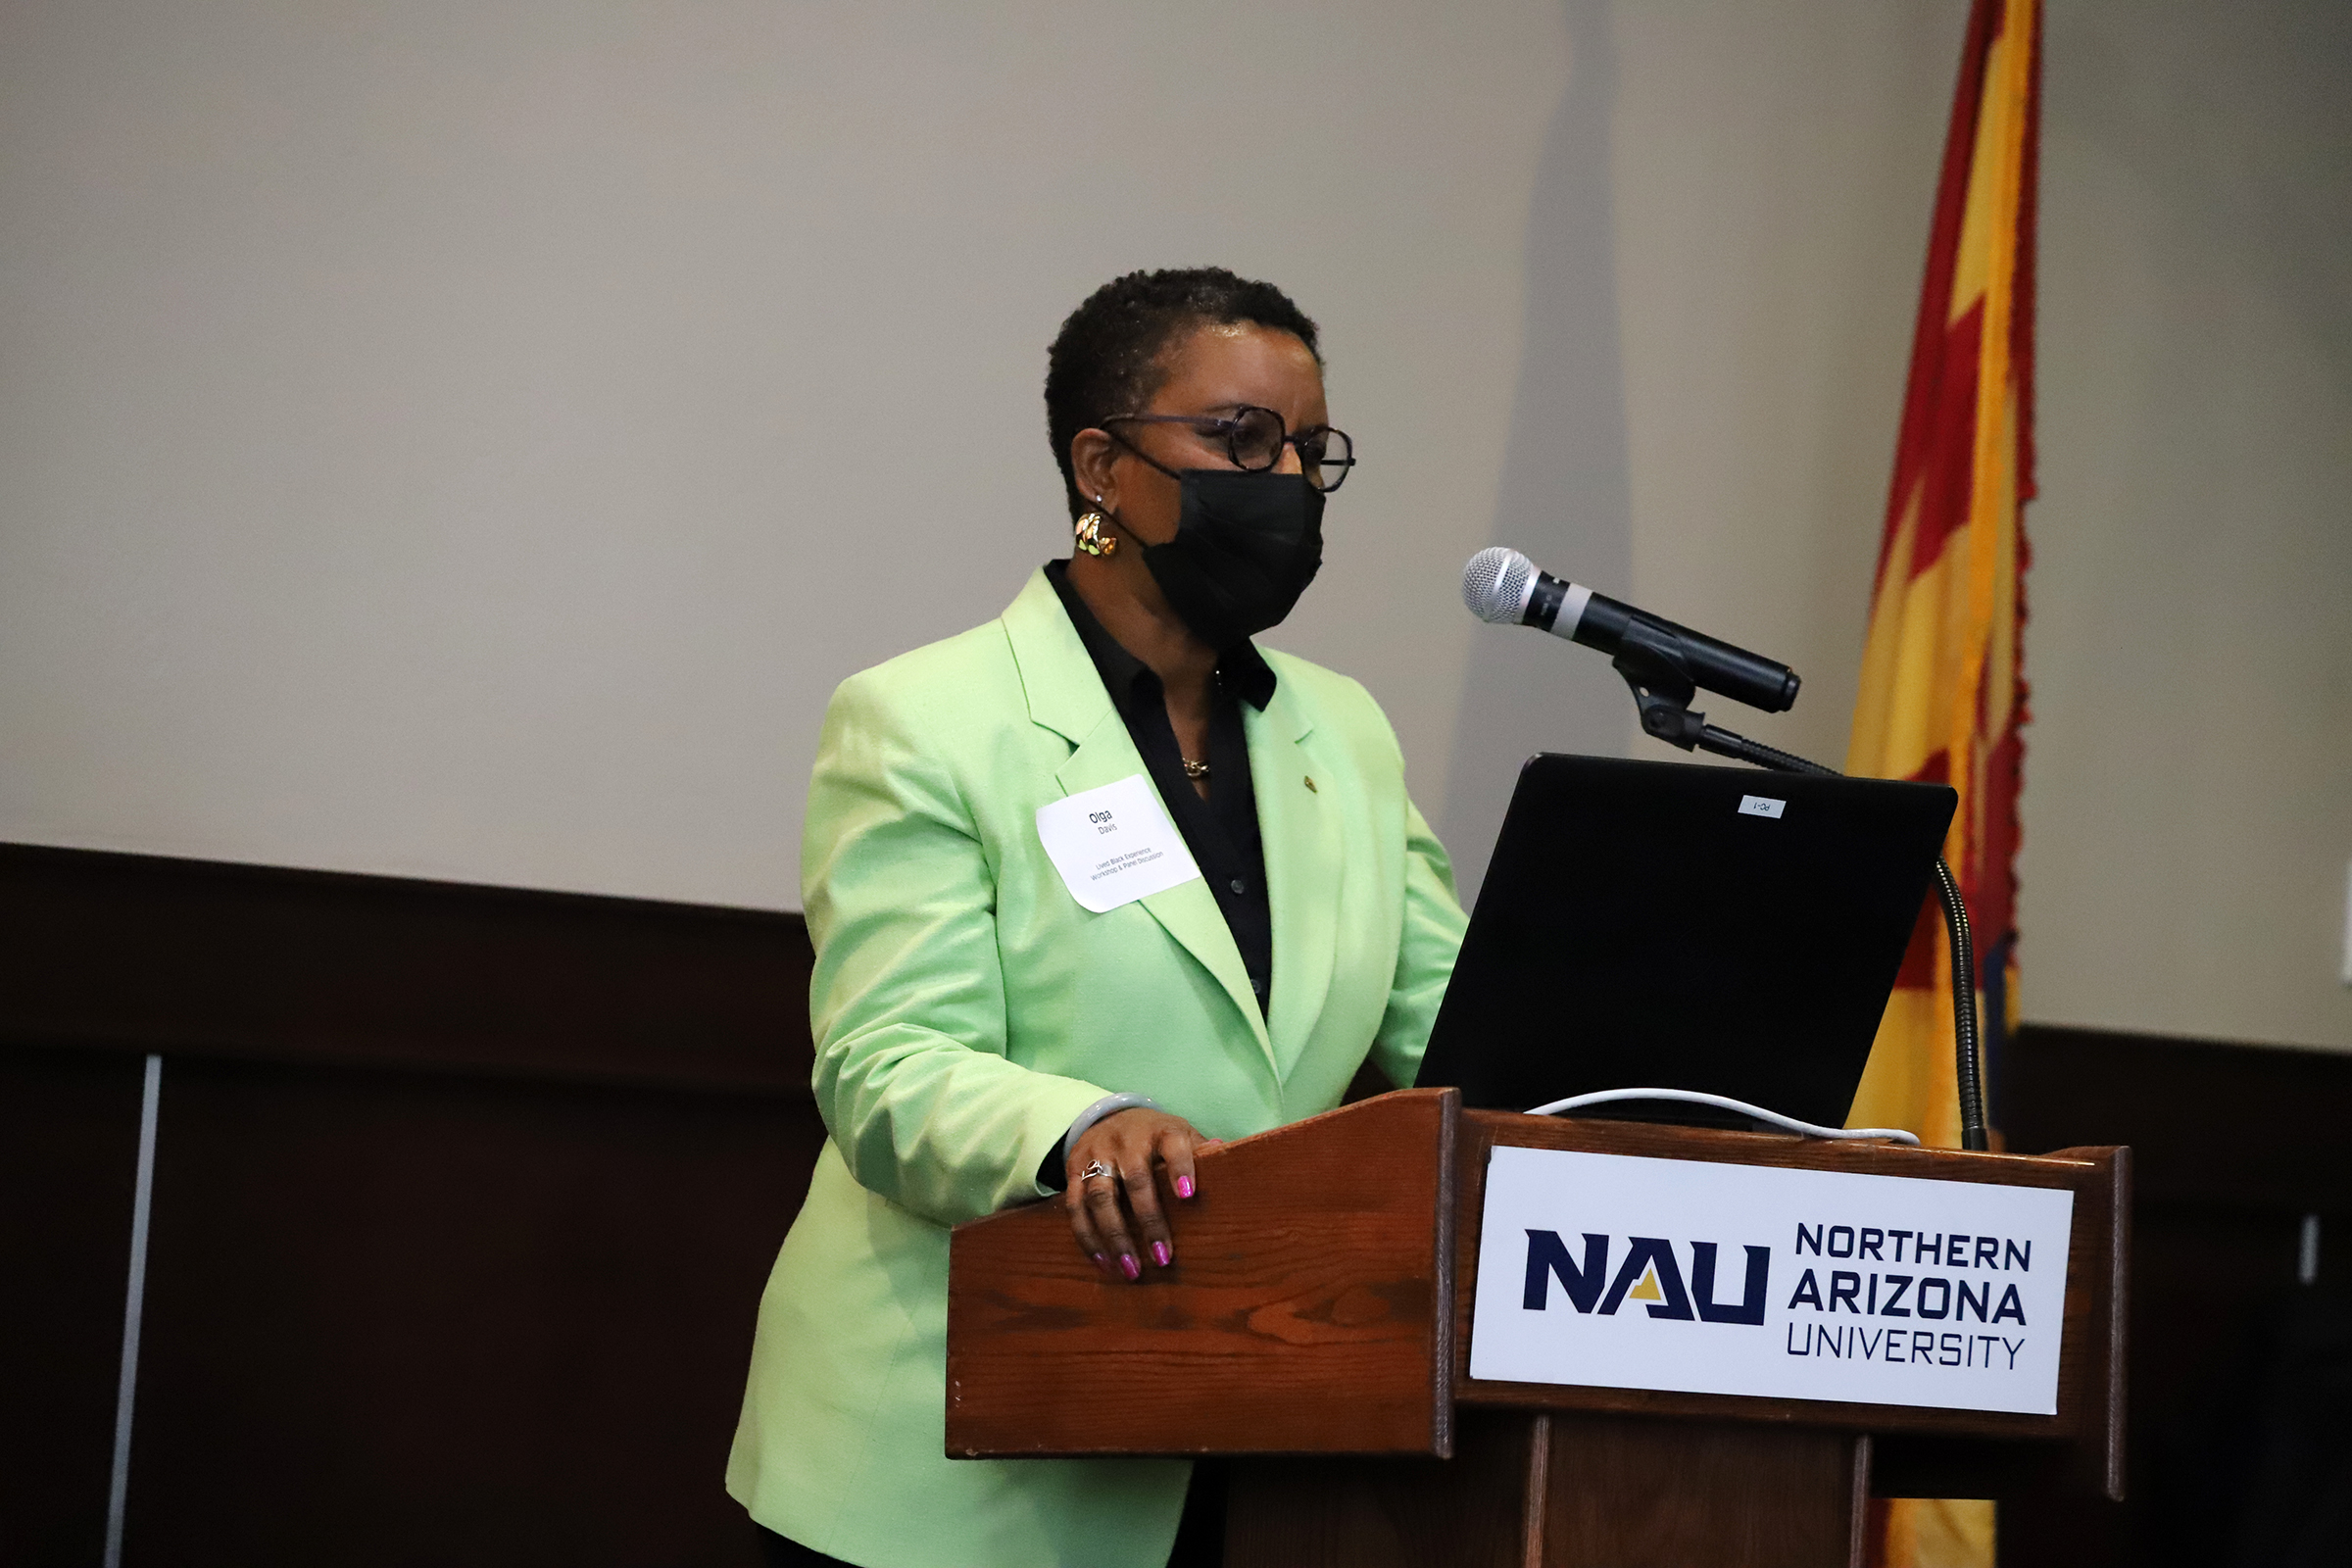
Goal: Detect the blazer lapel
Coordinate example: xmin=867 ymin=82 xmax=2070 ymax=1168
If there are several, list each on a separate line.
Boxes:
xmin=1250 ymin=671 xmax=1343 ymax=1081
xmin=1002 ymin=571 xmax=1272 ymax=1064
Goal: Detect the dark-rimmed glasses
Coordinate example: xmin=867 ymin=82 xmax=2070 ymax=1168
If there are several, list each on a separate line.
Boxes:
xmin=1102 ymin=405 xmax=1355 ymax=493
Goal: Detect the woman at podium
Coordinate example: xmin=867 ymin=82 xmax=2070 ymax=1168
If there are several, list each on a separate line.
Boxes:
xmin=727 ymin=268 xmax=1467 ymax=1568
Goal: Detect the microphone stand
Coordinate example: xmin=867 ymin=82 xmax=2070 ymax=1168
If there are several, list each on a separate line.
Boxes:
xmin=1612 ymin=641 xmax=1990 ymax=1153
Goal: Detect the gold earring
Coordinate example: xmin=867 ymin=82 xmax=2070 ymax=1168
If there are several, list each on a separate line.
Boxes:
xmin=1074 ymin=505 xmax=1117 ymax=558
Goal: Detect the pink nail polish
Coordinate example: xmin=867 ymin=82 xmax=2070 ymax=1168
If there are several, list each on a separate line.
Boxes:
xmin=1175 ymin=1176 xmax=1195 ymax=1199
xmin=1119 ymin=1253 xmax=1142 ymax=1280
xmin=1092 ymin=1252 xmax=1109 ymax=1272
xmin=1152 ymin=1241 xmax=1172 ymax=1268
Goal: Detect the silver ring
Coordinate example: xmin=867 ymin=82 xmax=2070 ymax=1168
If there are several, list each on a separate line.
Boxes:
xmin=1078 ymin=1159 xmax=1115 ymax=1184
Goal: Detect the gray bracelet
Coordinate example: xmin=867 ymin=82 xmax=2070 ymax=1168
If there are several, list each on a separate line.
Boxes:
xmin=1058 ymin=1092 xmax=1163 ymax=1164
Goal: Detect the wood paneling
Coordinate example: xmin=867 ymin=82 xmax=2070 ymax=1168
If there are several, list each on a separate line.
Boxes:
xmin=8 ymin=843 xmax=2345 ymax=1566
xmin=947 ymin=1090 xmax=1458 ymax=1458
xmin=1227 ymin=1411 xmax=1871 ymax=1568
xmin=119 ymin=1056 xmax=820 ymax=1568
xmin=0 ymin=841 xmax=810 ymax=1093
xmin=0 ymin=1043 xmax=147 ymax=1565
xmin=1994 ymin=1024 xmax=2352 ymax=1568
xmin=2006 ymin=1024 xmax=2352 ymax=1212
xmin=1223 ymin=1410 xmax=1540 ymax=1568
xmin=0 ymin=842 xmax=819 ymax=1568
xmin=1540 ymin=1414 xmax=1867 ymax=1568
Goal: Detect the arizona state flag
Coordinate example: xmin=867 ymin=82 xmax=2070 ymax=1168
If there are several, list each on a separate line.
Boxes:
xmin=1847 ymin=1 xmax=2037 ymax=1562
xmin=1848 ymin=0 xmax=2037 ymax=1145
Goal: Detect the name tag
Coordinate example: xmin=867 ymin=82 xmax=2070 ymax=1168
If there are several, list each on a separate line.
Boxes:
xmin=1035 ymin=773 xmax=1202 ymax=913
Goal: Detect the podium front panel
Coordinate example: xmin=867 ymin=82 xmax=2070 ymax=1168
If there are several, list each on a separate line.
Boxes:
xmin=943 ymin=1090 xmax=2126 ymax=1500
xmin=1450 ymin=1110 xmax=2128 ymax=1498
xmin=946 ymin=1090 xmax=1459 ymax=1457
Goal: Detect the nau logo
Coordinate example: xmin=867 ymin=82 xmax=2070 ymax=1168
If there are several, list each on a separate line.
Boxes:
xmin=1522 ymin=1231 xmax=1771 ymax=1326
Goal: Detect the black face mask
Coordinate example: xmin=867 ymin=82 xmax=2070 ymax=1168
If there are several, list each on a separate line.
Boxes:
xmin=1137 ymin=469 xmax=1325 ymax=651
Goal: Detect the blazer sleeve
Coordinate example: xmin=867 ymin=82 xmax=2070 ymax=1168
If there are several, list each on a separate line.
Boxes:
xmin=800 ymin=670 xmax=1110 ymax=1228
xmin=1365 ymin=795 xmax=1469 ymax=1092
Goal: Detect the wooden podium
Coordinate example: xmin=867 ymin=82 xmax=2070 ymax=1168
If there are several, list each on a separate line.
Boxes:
xmin=947 ymin=1089 xmax=2127 ymax=1567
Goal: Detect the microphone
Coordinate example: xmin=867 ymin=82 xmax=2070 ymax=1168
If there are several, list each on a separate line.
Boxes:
xmin=1460 ymin=546 xmax=1800 ymax=713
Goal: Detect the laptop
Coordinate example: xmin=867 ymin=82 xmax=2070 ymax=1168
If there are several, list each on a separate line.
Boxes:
xmin=1415 ymin=753 xmax=1956 ymax=1129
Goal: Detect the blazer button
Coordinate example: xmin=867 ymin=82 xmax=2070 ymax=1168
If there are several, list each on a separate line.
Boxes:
xmin=1229 ymin=877 xmax=1246 ymax=895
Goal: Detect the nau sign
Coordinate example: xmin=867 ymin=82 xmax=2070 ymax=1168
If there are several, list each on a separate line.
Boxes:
xmin=1468 ymin=1146 xmax=2076 ymax=1415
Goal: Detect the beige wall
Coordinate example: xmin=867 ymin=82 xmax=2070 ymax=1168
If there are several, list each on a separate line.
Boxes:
xmin=1612 ymin=3 xmax=1964 ymax=769
xmin=1595 ymin=0 xmax=2352 ymax=1054
xmin=4 ymin=1 xmax=2345 ymax=1050
xmin=2021 ymin=0 xmax=2352 ymax=1051
xmin=0 ymin=0 xmax=1565 ymax=909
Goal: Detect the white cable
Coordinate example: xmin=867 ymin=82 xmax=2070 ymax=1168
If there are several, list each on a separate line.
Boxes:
xmin=1523 ymin=1086 xmax=1920 ymax=1146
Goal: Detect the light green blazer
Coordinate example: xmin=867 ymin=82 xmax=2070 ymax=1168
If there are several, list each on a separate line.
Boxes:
xmin=727 ymin=568 xmax=1466 ymax=1568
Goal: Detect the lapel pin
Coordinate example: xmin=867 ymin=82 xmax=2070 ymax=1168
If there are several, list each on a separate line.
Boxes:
xmin=1303 ymin=775 xmax=1317 ymax=792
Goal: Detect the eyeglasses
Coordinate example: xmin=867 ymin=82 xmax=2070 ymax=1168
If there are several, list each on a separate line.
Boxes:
xmin=1102 ymin=405 xmax=1355 ymax=493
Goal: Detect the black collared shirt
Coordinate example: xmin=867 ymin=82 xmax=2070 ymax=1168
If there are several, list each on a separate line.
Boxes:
xmin=1046 ymin=561 xmax=1275 ymax=1014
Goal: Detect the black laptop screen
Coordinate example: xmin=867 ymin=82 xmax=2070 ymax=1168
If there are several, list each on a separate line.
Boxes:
xmin=1415 ymin=754 xmax=1955 ymax=1128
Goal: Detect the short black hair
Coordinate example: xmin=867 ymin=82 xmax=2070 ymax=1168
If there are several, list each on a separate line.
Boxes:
xmin=1044 ymin=267 xmax=1321 ymax=519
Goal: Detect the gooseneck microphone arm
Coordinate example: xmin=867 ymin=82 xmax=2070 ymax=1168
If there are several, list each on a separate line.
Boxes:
xmin=1461 ymin=548 xmax=1987 ymax=1153
xmin=1608 ymin=629 xmax=1990 ymax=1155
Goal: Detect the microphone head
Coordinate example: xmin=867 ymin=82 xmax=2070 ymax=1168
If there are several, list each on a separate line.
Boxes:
xmin=1462 ymin=546 xmax=1537 ymax=625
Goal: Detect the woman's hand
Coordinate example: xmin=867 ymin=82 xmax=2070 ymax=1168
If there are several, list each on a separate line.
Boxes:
xmin=1063 ymin=1107 xmax=1215 ymax=1283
